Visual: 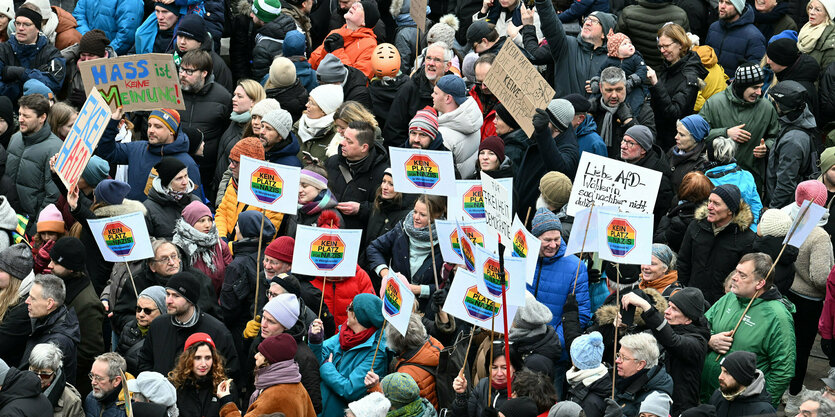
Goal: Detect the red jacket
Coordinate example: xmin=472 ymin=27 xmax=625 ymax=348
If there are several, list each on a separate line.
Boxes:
xmin=309 ymin=26 xmax=377 ymax=79
xmin=311 ymin=266 xmax=375 ymax=326
xmin=819 ymin=266 xmax=835 ymax=339
xmin=469 ymin=87 xmax=496 ymax=140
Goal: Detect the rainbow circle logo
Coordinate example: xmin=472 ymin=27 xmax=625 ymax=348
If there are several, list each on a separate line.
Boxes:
xmin=405 ymin=154 xmax=440 ymax=188
xmin=309 ymin=233 xmax=345 ymax=270
xmin=512 ymin=229 xmax=527 ymax=258
xmin=482 ymin=258 xmax=509 ymax=297
xmin=462 ymin=185 xmax=485 ymax=219
xmin=384 ymin=278 xmax=402 ymax=316
xmin=463 ymin=285 xmax=500 ymax=320
xmin=250 ymin=166 xmax=284 ymax=204
xmin=606 ymin=218 xmax=636 ymax=257
xmin=461 ymin=235 xmax=476 ymax=272
xmin=102 ymin=221 xmax=135 ymax=256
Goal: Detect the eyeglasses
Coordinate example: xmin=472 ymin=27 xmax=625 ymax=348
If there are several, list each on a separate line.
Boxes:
xmin=135 ymin=306 xmax=158 ymax=315
xmin=826 ymin=386 xmax=835 ymax=396
xmin=583 ymin=16 xmax=600 ymax=26
xmin=14 ymin=20 xmax=33 ymax=28
xmin=153 ymin=253 xmax=179 ymax=264
xmin=616 ymin=353 xmax=638 ymax=362
xmin=657 ymin=42 xmax=676 ymax=50
xmin=29 ymin=368 xmax=54 ymax=380
xmin=89 ymin=373 xmax=111 ymax=382
xmin=621 ymin=139 xmax=638 ymax=149
xmin=178 ymin=67 xmax=197 ymax=76
xmin=266 ymin=290 xmax=282 ymax=299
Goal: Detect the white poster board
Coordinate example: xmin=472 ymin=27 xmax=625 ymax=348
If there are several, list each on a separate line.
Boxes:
xmin=441 ymin=269 xmax=518 ymax=333
xmin=481 ymin=171 xmax=513 ymax=243
xmin=473 ymin=244 xmax=527 ymax=306
xmin=291 ymin=225 xmax=362 ymax=277
xmin=567 ymin=153 xmax=662 ymax=216
xmin=596 ymin=208 xmax=653 ymax=265
xmin=505 ymin=215 xmax=540 ymax=285
xmin=389 ymin=147 xmax=456 ymax=196
xmin=236 ymin=155 xmax=301 ymax=214
xmin=88 ymin=212 xmax=154 ymax=262
xmin=451 ymin=178 xmax=513 ymax=222
xmin=382 ymin=270 xmax=416 ymax=336
xmin=784 ymin=200 xmax=828 ymax=248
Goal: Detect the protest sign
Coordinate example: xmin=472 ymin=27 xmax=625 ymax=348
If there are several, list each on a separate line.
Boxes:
xmin=435 ymin=219 xmax=499 ymax=265
xmin=409 ymin=0 xmax=427 ymax=32
xmin=292 ymin=226 xmax=362 ymax=277
xmin=53 ymin=89 xmax=112 ymax=189
xmin=473 ymin=244 xmax=527 ymax=306
xmin=452 ymin=178 xmax=512 ymax=222
xmin=88 ymin=212 xmax=154 ymax=262
xmin=483 ymin=40 xmax=555 ymax=136
xmin=565 ymin=206 xmax=601 ymax=256
xmin=567 ymin=153 xmax=662 ymax=216
xmin=382 ymin=270 xmax=416 ymax=336
xmin=481 ymin=172 xmax=513 ymax=243
xmin=442 ymin=269 xmax=518 ymax=333
xmin=236 ymin=156 xmax=301 ymax=215
xmin=79 ymin=53 xmax=185 ymax=112
xmin=784 ymin=200 xmax=827 ymax=248
xmin=389 ymin=147 xmax=456 ymax=196
xmin=505 ymin=215 xmax=540 ymax=285
xmin=596 ymin=208 xmax=653 ymax=265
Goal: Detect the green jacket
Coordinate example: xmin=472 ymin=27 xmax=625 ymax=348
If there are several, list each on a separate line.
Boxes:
xmin=699 ymin=86 xmax=779 ymax=191
xmin=700 ymin=287 xmax=795 ymax=408
xmin=807 ymin=23 xmax=835 ymax=71
xmin=68 ymin=279 xmax=106 ymax=362
xmin=5 ymin=124 xmax=61 ymax=219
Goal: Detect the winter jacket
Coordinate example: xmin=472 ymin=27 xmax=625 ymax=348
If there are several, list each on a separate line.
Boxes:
xmin=249 ymin=14 xmax=299 ymax=82
xmin=266 ymin=81 xmax=309 ymax=123
xmin=438 ymin=97 xmax=484 ymax=179
xmin=134 ymin=13 xmax=171 ymax=54
xmin=181 ymin=77 xmax=232 ymax=182
xmin=175 ymin=379 xmax=221 ymax=417
xmin=72 ymin=0 xmax=143 ymax=54
xmin=806 ymin=23 xmax=835 ymax=70
xmin=614 ymin=365 xmax=674 ymax=417
xmin=701 ymin=286 xmax=795 ymax=407
xmin=369 ymin=74 xmax=410 ymax=131
xmin=565 ymin=366 xmax=611 ymax=417
xmin=0 ymin=297 xmax=32 ymax=367
xmin=382 ymin=68 xmax=448 ymax=148
xmin=650 ymin=50 xmax=707 ymax=149
xmin=590 ymin=97 xmax=657 ymax=159
xmin=5 ymin=124 xmax=62 ymax=219
xmin=178 ymin=229 xmax=232 ymax=296
xmin=511 ymin=325 xmax=562 ymax=377
xmin=705 ymin=6 xmax=767 ymax=76
xmin=324 ymin=142 xmax=388 ymax=230
xmin=360 ymin=194 xmax=415 ymax=274
xmin=44 ymin=369 xmax=83 ymax=417
xmin=676 ymin=202 xmax=756 ymax=304
xmin=220 ymin=238 xmax=269 ymax=339
xmin=774 ymin=54 xmax=820 ymax=119
xmin=265 ymin=132 xmax=303 ymax=167
xmin=693 ymin=45 xmax=729 ymax=112
xmin=311 ymin=267 xmax=375 ymax=326
xmin=754 ymin=1 xmax=797 ymax=39
xmin=0 ymin=367 xmax=52 ymax=417
xmin=311 ymin=325 xmax=388 ymax=416
xmin=21 ymin=306 xmax=81 ymax=385
xmin=674 ymin=0 xmax=709 ymax=39
xmin=615 ymin=0 xmax=690 ymax=68
xmin=631 ymin=145 xmax=674 ymax=225
xmin=575 ymin=116 xmax=607 ymax=158
xmin=295 ymin=120 xmax=337 ymax=167
xmin=95 ymin=120 xmax=201 ymax=202
xmin=310 ymin=26 xmax=377 ymax=79
xmin=480 ymin=156 xmax=515 ymax=179
xmin=284 ymin=208 xmax=345 ymax=238
xmin=214 ymin=122 xmax=244 ymax=193
xmin=819 ymin=267 xmax=835 ymax=340
xmin=218 ymin=380 xmax=316 ymax=417
xmin=82 ymin=384 xmax=130 ymax=417
xmin=788 ymin=226 xmax=833 ymax=299
xmin=709 ymin=370 xmax=777 ymax=417
xmin=766 ymin=107 xmax=816 ymax=208
xmin=452 ymin=377 xmax=508 ymax=417
xmin=654 ymin=199 xmax=703 ymax=252
xmin=515 ymin=125 xmax=580 ymax=220
xmin=143 ymin=180 xmax=200 ymax=239
xmin=173 ymin=37 xmax=234 ymax=92
xmin=667 ymin=142 xmax=708 ymax=194
xmin=215 ymin=178 xmax=284 ymax=243
xmin=0 ymin=195 xmax=17 ymax=253
xmin=65 ymin=276 xmax=105 ymax=365
xmin=116 ymin=319 xmax=145 ymax=375
xmin=0 ymin=34 xmax=66 ymax=99
xmin=392 ymin=337 xmax=443 ymax=409
xmin=557 ymin=0 xmax=609 ymax=25
xmin=342 ymin=65 xmax=373 ymax=110
xmin=705 ymin=162 xmax=763 ymax=229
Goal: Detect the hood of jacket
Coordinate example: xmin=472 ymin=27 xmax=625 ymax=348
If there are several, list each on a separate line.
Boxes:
xmin=370 ymin=74 xmax=410 ymax=101
xmin=696 ymin=45 xmax=719 ymax=68
xmin=777 ymin=53 xmax=821 ymax=84
xmin=0 ymin=367 xmax=45 ymax=409
xmin=779 ymin=106 xmax=816 ymax=130
xmin=93 ymin=199 xmax=148 ymax=217
xmin=265 ymin=131 xmax=302 ymax=160
xmin=30 ymin=305 xmax=81 ymax=344
xmin=721 ymin=5 xmax=756 ymax=29
xmin=148 ymin=130 xmax=191 ymax=156
xmin=511 ymin=324 xmax=562 ymax=360
xmin=663 ymin=50 xmax=709 ymax=80
xmin=257 ymin=13 xmax=297 ymax=39
xmin=575 ymin=115 xmax=599 ymax=137
xmin=738 ymin=369 xmax=768 ymax=398
xmin=596 ymin=288 xmax=668 ymax=327
xmin=694 ymin=200 xmax=755 ymax=230
xmin=0 ymin=196 xmax=17 ymax=231
xmin=52 ymin=6 xmax=78 ymax=33
xmin=438 ymin=97 xmax=483 ymax=135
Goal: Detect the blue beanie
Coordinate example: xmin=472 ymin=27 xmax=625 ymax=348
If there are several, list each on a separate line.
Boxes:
xmin=94 ymin=179 xmax=131 ymax=205
xmin=768 ymin=29 xmax=798 ymax=43
xmin=23 ymin=79 xmax=53 ymax=99
xmin=236 ymin=211 xmax=276 ymax=239
xmin=82 ymin=156 xmax=110 ymax=187
xmin=531 ymin=207 xmax=562 ymax=237
xmin=571 ymin=331 xmax=604 ymax=370
xmin=352 ymin=293 xmax=384 ymax=328
xmin=283 ymin=30 xmax=306 ymax=57
xmin=679 ymin=115 xmax=710 ymax=143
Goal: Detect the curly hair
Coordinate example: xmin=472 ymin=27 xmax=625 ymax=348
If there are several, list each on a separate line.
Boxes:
xmin=168 ymin=341 xmax=227 ymax=390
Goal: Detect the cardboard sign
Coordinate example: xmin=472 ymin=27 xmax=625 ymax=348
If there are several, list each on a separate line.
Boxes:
xmin=504 ymin=215 xmax=540 ymax=285
xmin=481 ymin=172 xmax=513 ymax=243
xmin=452 ymin=178 xmax=513 ymax=222
xmin=784 ymin=200 xmax=828 ymax=248
xmin=389 ymin=147 xmax=456 ymax=196
xmin=596 ymin=208 xmax=653 ymax=265
xmin=236 ymin=156 xmax=301 ymax=214
xmin=88 ymin=212 xmax=154 ymax=262
xmin=442 ymin=269 xmax=518 ymax=333
xmin=54 ymin=89 xmax=112 ymax=189
xmin=483 ymin=40 xmax=555 ymax=136
xmin=567 ymin=153 xmax=662 ymax=217
xmin=473 ymin=244 xmax=527 ymax=306
xmin=382 ymin=270 xmax=416 ymax=336
xmin=292 ymin=225 xmax=362 ymax=277
xmin=409 ymin=0 xmax=427 ymax=32
xmin=79 ymin=53 xmax=185 ymax=112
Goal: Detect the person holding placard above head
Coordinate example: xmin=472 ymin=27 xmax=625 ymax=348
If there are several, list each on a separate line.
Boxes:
xmin=284 ymin=165 xmax=344 ymax=238
xmin=31 ymin=203 xmax=65 ymax=274
xmin=476 ymin=136 xmax=515 ymax=179
xmin=619 ymin=125 xmax=673 ymax=225
xmin=173 ymin=201 xmax=233 ymax=296
xmin=451 ymin=341 xmax=520 ymax=416
xmin=143 ymin=157 xmax=200 ymax=240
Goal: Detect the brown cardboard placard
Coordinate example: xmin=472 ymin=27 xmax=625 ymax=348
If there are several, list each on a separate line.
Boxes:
xmin=410 ymin=0 xmax=427 ymax=33
xmin=79 ymin=53 xmax=185 ymax=112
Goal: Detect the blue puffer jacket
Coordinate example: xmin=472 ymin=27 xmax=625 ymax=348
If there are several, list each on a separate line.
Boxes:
xmin=0 ymin=34 xmax=65 ymax=98
xmin=575 ymin=116 xmax=608 ymax=157
xmin=705 ymin=162 xmax=762 ymax=230
xmin=94 ymin=119 xmax=202 ymax=202
xmin=73 ymin=0 xmax=143 ymax=55
xmin=133 ymin=14 xmax=165 ymax=54
xmin=528 ymin=240 xmax=591 ymax=357
xmin=705 ymin=5 xmax=766 ymax=77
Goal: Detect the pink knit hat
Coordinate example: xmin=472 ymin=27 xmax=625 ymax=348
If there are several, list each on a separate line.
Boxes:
xmin=37 ymin=204 xmax=65 ymax=233
xmin=795 ymin=180 xmax=827 ymax=207
xmin=181 ymin=201 xmax=213 ymax=226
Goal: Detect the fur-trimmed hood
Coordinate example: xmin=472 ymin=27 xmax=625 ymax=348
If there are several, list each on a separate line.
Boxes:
xmin=693 ymin=200 xmax=754 ymax=230
xmin=595 ymin=288 xmax=668 ymax=327
xmin=92 ymin=199 xmax=147 ymax=217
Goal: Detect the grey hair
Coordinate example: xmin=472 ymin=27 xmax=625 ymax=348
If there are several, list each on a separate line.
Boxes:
xmin=29 ymin=343 xmax=63 ymax=371
xmin=33 ymin=274 xmax=65 ymax=306
xmin=427 ymin=42 xmax=454 ymax=63
xmin=94 ymin=352 xmax=127 ymax=379
xmin=600 ymin=67 xmax=626 ymax=86
xmin=711 ymin=136 xmax=737 ymax=164
xmin=386 ymin=313 xmax=428 ymax=353
xmin=149 ymin=239 xmax=179 ymax=265
xmin=802 ymin=390 xmax=835 ymax=415
xmin=620 ymin=333 xmax=660 ymax=368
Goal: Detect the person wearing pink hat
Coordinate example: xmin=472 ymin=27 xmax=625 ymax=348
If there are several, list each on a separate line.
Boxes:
xmin=31 ymin=203 xmax=65 ymax=274
xmin=169 ymin=332 xmax=232 ymax=417
xmin=173 ymin=201 xmax=233 ymax=296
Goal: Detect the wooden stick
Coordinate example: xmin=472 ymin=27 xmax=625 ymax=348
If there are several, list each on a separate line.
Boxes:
xmin=523 ymin=207 xmax=532 ymax=229
xmin=573 ymin=203 xmax=595 ymax=294
xmin=612 ymin=263 xmax=621 ymax=399
xmin=370 ymin=322 xmax=387 ymax=371
xmin=488 ymin=313 xmax=495 ymax=407
xmin=318 ymin=276 xmax=327 ymax=319
xmin=125 ymin=261 xmax=138 ymax=299
xmin=714 ymin=287 xmax=761 ymax=362
xmin=459 ymin=326 xmax=476 ymax=377
xmin=253 ymin=214 xmax=265 ymax=320
xmin=425 ymin=195 xmax=440 ymax=289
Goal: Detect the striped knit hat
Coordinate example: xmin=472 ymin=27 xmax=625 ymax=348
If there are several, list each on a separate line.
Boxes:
xmin=149 ymin=109 xmax=180 ymax=134
xmin=408 ymin=106 xmax=439 ymax=141
xmin=300 ymin=169 xmax=327 ymax=190
xmin=252 ymin=0 xmax=282 ymax=23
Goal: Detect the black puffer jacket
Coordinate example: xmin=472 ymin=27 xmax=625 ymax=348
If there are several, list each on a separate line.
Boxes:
xmin=654 ymin=200 xmax=702 ymax=252
xmin=774 ymin=53 xmax=821 ymax=120
xmin=667 ymin=142 xmax=708 ymax=194
xmin=708 ymin=370 xmax=777 ymax=416
xmin=175 ymin=378 xmax=221 ymax=417
xmin=266 ymin=80 xmax=309 ymax=122
xmin=369 ymin=74 xmax=410 ymax=131
xmin=143 ymin=181 xmax=200 ymax=239
xmin=220 ymin=238 xmax=269 ymax=339
xmin=615 ymin=0 xmax=690 ymax=68
xmin=21 ymin=306 xmax=81 ymax=385
xmin=0 ymin=300 xmax=30 ymax=366
xmin=343 ymin=65 xmax=373 ymax=110
xmin=510 ymin=326 xmax=562 ymax=377
xmin=325 ymin=142 xmax=389 ymax=230
xmin=632 ymin=145 xmax=674 ymax=225
xmin=820 ymin=62 xmax=835 ymax=128
xmin=0 ymin=367 xmax=52 ymax=416
xmin=649 ymin=50 xmax=708 ymax=149
xmin=566 ymin=370 xmax=611 ymax=417
xmin=117 ymin=319 xmax=146 ymax=375
xmin=181 ymin=77 xmax=232 ymax=190
xmin=251 ymin=14 xmax=298 ymax=82
xmin=515 ymin=125 xmax=580 ymax=220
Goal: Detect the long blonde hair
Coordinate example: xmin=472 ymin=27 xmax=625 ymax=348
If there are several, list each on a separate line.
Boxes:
xmin=0 ymin=277 xmax=23 ymax=322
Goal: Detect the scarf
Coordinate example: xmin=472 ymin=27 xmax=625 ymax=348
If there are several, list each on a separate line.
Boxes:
xmin=172 ymin=218 xmax=222 ymax=272
xmin=167 ymin=189 xmax=187 ymax=201
xmin=491 ymin=378 xmax=507 ymax=390
xmin=402 ymin=212 xmax=437 ymax=243
xmin=720 ymin=385 xmax=747 ymax=401
xmin=172 ymin=306 xmax=200 ymax=328
xmin=249 ymin=359 xmax=302 ymax=406
xmin=298 ymin=114 xmax=335 ymax=142
xmin=599 ymin=98 xmax=619 ymax=147
xmin=798 ymin=20 xmax=831 ymax=53
xmin=339 ymin=323 xmax=378 ymax=351
xmin=639 ymin=271 xmax=679 ymax=294
xmin=230 ymin=111 xmax=251 ymax=124
xmin=387 ymin=398 xmax=426 ymax=417
xmin=566 ymin=364 xmax=609 ymax=387
xmin=299 ymin=189 xmax=339 ymax=216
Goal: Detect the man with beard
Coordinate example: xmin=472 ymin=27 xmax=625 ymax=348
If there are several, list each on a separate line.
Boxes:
xmin=470 ymin=53 xmax=498 ymax=140
xmin=705 ymin=0 xmax=766 ymax=76
xmin=709 ymin=351 xmax=777 ymax=416
xmin=588 ymin=67 xmax=655 ymax=158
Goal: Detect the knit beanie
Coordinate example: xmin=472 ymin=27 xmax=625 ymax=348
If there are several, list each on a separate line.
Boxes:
xmin=732 ymin=63 xmax=764 ymax=98
xmin=154 ymin=157 xmax=187 ymax=187
xmin=0 ymin=0 xmax=14 ymax=21
xmin=176 ymin=14 xmax=207 ymax=44
xmin=679 ymin=114 xmax=710 ymax=143
xmin=0 ymin=243 xmax=34 ymax=279
xmin=466 ymin=19 xmax=491 ymax=46
xmin=348 ymin=391 xmax=391 ymax=417
xmin=258 ymin=333 xmax=297 ymax=364
xmin=251 ymin=99 xmax=282 ymax=118
xmin=265 ymin=236 xmax=294 ymax=263
xmin=360 ymin=0 xmax=380 ymax=27
xmin=94 ymin=179 xmax=131 ymax=206
xmin=23 ymin=80 xmax=52 ymax=99
xmin=679 ymin=404 xmax=718 ymax=417
xmin=499 ymin=398 xmax=539 ymax=417
xmin=767 ymin=38 xmax=799 ymax=67
xmin=795 ymin=179 xmax=827 ymax=207
xmin=127 ymin=372 xmax=177 ymax=410
xmin=381 ymin=373 xmax=420 ymax=409
xmin=408 ymin=106 xmax=440 ymax=141
xmin=49 ymin=237 xmax=86 ymax=272
xmin=300 ymin=169 xmax=328 ymax=190
xmin=820 ymin=0 xmax=835 ymax=20
xmin=546 ymin=98 xmax=574 ymax=132
xmin=149 ymin=109 xmax=181 ymax=134
xmin=639 ymin=391 xmax=672 ymax=417
xmin=37 ymin=203 xmax=64 ymax=233
xmin=263 ymin=293 xmax=300 ymax=329
xmin=309 ymin=84 xmax=344 ymax=115
xmin=514 ymin=292 xmax=553 ymax=329
xmin=539 ymin=171 xmax=572 ymax=210
xmin=426 ymin=14 xmax=459 ymax=47
xmin=563 ymin=93 xmax=591 ymax=114
xmin=479 ymin=135 xmax=505 ymax=163
xmin=261 ymin=109 xmax=293 ymax=140
xmin=531 ymin=207 xmax=562 ymax=237
xmin=184 ymin=332 xmax=215 ymax=351
xmin=0 ymin=358 xmax=9 ymax=386
xmin=270 ymin=273 xmax=301 ymax=297
xmin=668 ymin=287 xmax=706 ymax=322
xmin=166 ymin=271 xmax=201 ymax=306
xmin=79 ymin=29 xmax=110 ymax=57
xmin=589 ymin=11 xmax=616 ymax=38
xmin=16 ymin=6 xmax=41 ymax=30
xmin=283 ymin=30 xmax=306 ymax=57
xmin=181 ymin=201 xmax=212 ymax=226
xmin=269 ymin=57 xmax=297 ymax=88
xmin=757 ymin=208 xmax=792 ymax=237
xmin=651 ymin=243 xmax=675 ymax=271
xmin=138 ymin=285 xmax=167 ymax=313
xmin=81 ymin=156 xmax=109 ymax=187
xmin=237 ymin=211 xmax=276 ymax=238
xmin=352 ymin=293 xmax=384 ymax=328
xmin=154 ymin=1 xmax=179 ymax=14
xmin=729 ymin=0 xmax=745 ymax=13
xmin=317 ymin=53 xmax=348 ymax=84
xmin=548 ymin=401 xmax=583 ymax=417
xmin=712 ymin=184 xmax=741 ymax=214
xmin=570 ymin=331 xmax=604 ymax=370
xmin=720 ymin=350 xmax=757 ymax=386
xmin=251 ymin=0 xmax=282 ymax=23
xmin=822 ymin=146 xmax=835 ymax=175
xmin=493 ymin=102 xmax=520 ymax=130
xmin=624 ymin=125 xmax=654 ymax=151
xmin=606 ymin=32 xmax=631 ymax=58
xmin=230 ymin=137 xmax=265 ymax=163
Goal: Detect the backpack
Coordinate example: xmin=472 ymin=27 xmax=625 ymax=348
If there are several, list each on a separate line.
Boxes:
xmin=397 ymin=330 xmax=474 ymax=411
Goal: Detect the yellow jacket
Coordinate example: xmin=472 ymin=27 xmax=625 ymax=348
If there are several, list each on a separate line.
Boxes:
xmin=215 ymin=178 xmax=284 ymax=243
xmin=693 ymin=45 xmax=729 ymax=112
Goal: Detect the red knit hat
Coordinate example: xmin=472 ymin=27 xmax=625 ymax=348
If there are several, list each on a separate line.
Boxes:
xmin=184 ymin=332 xmax=215 ymax=352
xmin=479 ymin=136 xmax=505 ymax=164
xmin=265 ymin=236 xmax=294 ymax=263
xmin=258 ymin=333 xmax=297 ymax=364
xmin=230 ymin=137 xmax=265 ymax=162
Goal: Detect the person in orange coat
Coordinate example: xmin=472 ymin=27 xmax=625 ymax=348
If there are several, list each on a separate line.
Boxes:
xmin=309 ymin=0 xmax=379 ymax=79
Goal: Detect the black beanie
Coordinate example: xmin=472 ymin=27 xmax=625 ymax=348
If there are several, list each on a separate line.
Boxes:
xmin=668 ymin=287 xmax=706 ymax=322
xmin=360 ymin=0 xmax=380 ymax=28
xmin=712 ymin=184 xmax=741 ymax=214
xmin=49 ymin=237 xmax=87 ymax=272
xmin=270 ymin=273 xmax=302 ymax=298
xmin=16 ymin=7 xmax=42 ymax=30
xmin=766 ymin=38 xmax=799 ymax=68
xmin=493 ymin=103 xmax=520 ymax=130
xmin=166 ymin=271 xmax=201 ymax=306
xmin=79 ymin=29 xmax=110 ymax=57
xmin=720 ymin=351 xmax=757 ymax=387
xmin=176 ymin=14 xmax=207 ymax=44
xmin=154 ymin=157 xmax=187 ymax=187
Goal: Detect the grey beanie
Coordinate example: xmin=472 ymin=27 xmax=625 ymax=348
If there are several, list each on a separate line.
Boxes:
xmin=624 ymin=125 xmax=654 ymax=151
xmin=651 ymin=243 xmax=675 ymax=271
xmin=317 ymin=53 xmax=348 ymax=84
xmin=639 ymin=391 xmax=672 ymax=417
xmin=513 ymin=292 xmax=553 ymax=329
xmin=261 ymin=109 xmax=293 ymax=140
xmin=0 ymin=243 xmax=34 ymax=280
xmin=548 ymin=401 xmax=583 ymax=417
xmin=138 ymin=285 xmax=167 ymax=313
xmin=0 ymin=358 xmax=8 ymax=385
xmin=546 ymin=99 xmax=574 ymax=132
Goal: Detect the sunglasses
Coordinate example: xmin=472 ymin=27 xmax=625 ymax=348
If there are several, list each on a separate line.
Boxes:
xmin=29 ymin=368 xmax=54 ymax=380
xmin=135 ymin=306 xmax=158 ymax=315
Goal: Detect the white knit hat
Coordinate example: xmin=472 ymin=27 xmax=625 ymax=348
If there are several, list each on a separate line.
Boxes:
xmin=758 ymin=208 xmax=792 ymax=237
xmin=309 ymin=84 xmax=344 ymax=115
xmin=261 ymin=108 xmax=293 ymax=139
xmin=0 ymin=0 xmax=14 ymax=21
xmin=251 ymin=98 xmax=282 ymax=118
xmin=348 ymin=392 xmax=391 ymax=417
xmin=819 ymin=0 xmax=835 ymax=19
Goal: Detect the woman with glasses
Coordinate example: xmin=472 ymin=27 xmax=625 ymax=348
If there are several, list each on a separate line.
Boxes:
xmin=116 ymin=286 xmax=166 ymax=375
xmin=27 ymin=342 xmax=83 ymax=417
xmin=169 ymin=332 xmax=231 ymax=417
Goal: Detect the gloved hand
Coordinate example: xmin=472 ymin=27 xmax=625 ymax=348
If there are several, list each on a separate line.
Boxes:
xmin=482 ymin=406 xmax=499 ymax=417
xmin=69 ymin=88 xmax=87 ymax=108
xmin=243 ymin=316 xmax=261 ymax=338
xmin=3 ymin=66 xmax=25 ymax=82
xmin=563 ymin=293 xmax=578 ymax=313
xmin=431 ymin=288 xmax=448 ymax=314
xmin=324 ymin=33 xmax=344 ymax=52
xmin=603 ymin=398 xmax=623 ymax=417
xmin=308 ymin=319 xmax=325 ymax=344
xmin=626 ymin=73 xmax=642 ymax=90
xmin=823 ymin=338 xmax=834 ymax=359
xmin=587 ymin=267 xmax=602 ymax=283
xmin=532 ymin=108 xmax=550 ymax=131
xmin=614 ymin=103 xmax=633 ymax=124
xmin=33 ymin=239 xmax=56 ymax=274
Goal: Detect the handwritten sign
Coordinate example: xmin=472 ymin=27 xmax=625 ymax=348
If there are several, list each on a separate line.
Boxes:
xmin=382 ymin=270 xmax=416 ymax=336
xmin=481 ymin=172 xmax=513 ymax=243
xmin=483 ymin=40 xmax=555 ymax=136
xmin=237 ymin=156 xmax=301 ymax=214
xmin=88 ymin=212 xmax=154 ymax=262
xmin=567 ymin=153 xmax=662 ymax=217
xmin=292 ymin=225 xmax=362 ymax=277
xmin=79 ymin=53 xmax=185 ymax=112
xmin=452 ymin=178 xmax=513 ymax=222
xmin=389 ymin=147 xmax=456 ymax=196
xmin=409 ymin=0 xmax=427 ymax=32
xmin=54 ymin=89 xmax=112 ymax=189
xmin=442 ymin=269 xmax=518 ymax=333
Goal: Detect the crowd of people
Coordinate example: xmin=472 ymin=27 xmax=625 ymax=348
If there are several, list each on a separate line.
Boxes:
xmin=0 ymin=0 xmax=833 ymax=414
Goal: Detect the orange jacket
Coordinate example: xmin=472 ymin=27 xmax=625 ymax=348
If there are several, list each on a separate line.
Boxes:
xmin=53 ymin=6 xmax=82 ymax=50
xmin=394 ymin=337 xmax=443 ymax=409
xmin=309 ymin=26 xmax=377 ymax=79
xmin=311 ymin=266 xmax=375 ymax=326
